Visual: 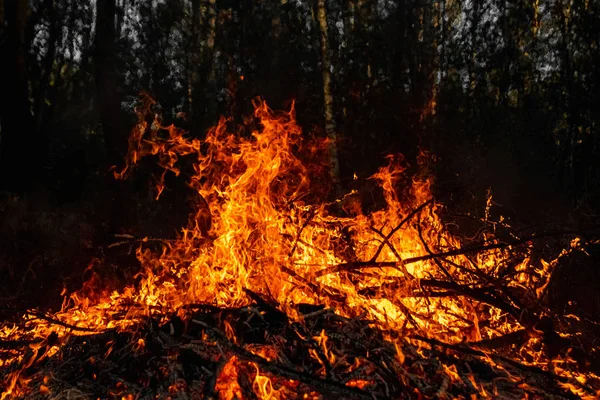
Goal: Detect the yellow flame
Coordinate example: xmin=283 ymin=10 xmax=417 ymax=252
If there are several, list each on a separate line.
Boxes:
xmin=1 ymin=96 xmax=597 ymax=398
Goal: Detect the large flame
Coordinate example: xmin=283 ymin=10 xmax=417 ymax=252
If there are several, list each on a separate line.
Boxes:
xmin=1 ymin=95 xmax=597 ymax=398
xmin=112 ymin=95 xmax=473 ymax=334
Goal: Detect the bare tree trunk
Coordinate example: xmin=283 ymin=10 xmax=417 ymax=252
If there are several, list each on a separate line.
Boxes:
xmin=419 ymin=1 xmax=437 ymax=120
xmin=467 ymin=0 xmax=480 ymax=140
xmin=93 ymin=0 xmax=126 ymax=168
xmin=93 ymin=0 xmax=131 ymax=234
xmin=34 ymin=0 xmax=57 ymax=134
xmin=266 ymin=0 xmax=288 ymax=107
xmin=205 ymin=0 xmax=217 ymax=82
xmin=316 ymin=0 xmax=340 ymax=191
xmin=190 ymin=0 xmax=216 ymax=135
xmin=556 ymin=0 xmax=578 ymax=192
xmin=439 ymin=0 xmax=447 ymax=81
xmin=0 ymin=0 xmax=37 ymax=192
xmin=185 ymin=0 xmax=201 ymax=119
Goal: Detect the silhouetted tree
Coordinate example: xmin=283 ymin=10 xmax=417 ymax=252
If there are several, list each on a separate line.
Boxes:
xmin=0 ymin=0 xmax=36 ymax=192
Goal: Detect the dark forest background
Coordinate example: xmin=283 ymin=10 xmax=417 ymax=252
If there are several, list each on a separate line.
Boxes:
xmin=1 ymin=0 xmax=600 ymax=306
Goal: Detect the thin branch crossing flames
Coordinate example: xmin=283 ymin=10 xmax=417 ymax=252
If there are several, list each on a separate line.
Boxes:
xmin=1 ymin=96 xmax=599 ymax=399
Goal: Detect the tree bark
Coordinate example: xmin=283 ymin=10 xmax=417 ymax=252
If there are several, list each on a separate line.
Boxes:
xmin=93 ymin=0 xmax=131 ymax=234
xmin=93 ymin=0 xmax=127 ymax=168
xmin=316 ymin=0 xmax=340 ymax=192
xmin=555 ymin=0 xmax=578 ymax=192
xmin=186 ymin=0 xmax=201 ymax=122
xmin=190 ymin=0 xmax=216 ymax=136
xmin=205 ymin=0 xmax=217 ymax=82
xmin=0 ymin=0 xmax=36 ymax=193
xmin=468 ymin=0 xmax=480 ymax=101
xmin=266 ymin=0 xmax=288 ymax=108
xmin=33 ymin=0 xmax=58 ymax=134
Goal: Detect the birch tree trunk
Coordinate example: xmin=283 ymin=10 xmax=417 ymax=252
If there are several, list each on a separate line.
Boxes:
xmin=316 ymin=0 xmax=340 ymax=191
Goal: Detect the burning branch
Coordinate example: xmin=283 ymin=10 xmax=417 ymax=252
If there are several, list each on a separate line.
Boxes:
xmin=2 ymin=98 xmax=599 ymax=399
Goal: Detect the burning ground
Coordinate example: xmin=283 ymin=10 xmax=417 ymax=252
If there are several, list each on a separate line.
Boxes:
xmin=1 ymin=97 xmax=600 ymax=399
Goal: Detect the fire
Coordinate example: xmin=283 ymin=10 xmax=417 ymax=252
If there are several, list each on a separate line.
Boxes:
xmin=113 ymin=95 xmax=461 ymax=333
xmin=1 ymin=95 xmax=599 ymax=398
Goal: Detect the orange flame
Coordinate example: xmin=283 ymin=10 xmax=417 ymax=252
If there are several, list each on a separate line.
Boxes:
xmin=1 ymin=95 xmax=598 ymax=398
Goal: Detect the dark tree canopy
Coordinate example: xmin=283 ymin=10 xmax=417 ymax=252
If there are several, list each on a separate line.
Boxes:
xmin=0 ymin=0 xmax=598 ymax=217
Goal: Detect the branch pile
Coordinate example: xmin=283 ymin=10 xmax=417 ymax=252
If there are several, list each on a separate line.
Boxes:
xmin=2 ymin=286 xmax=600 ymax=399
xmin=2 ymin=209 xmax=600 ymax=399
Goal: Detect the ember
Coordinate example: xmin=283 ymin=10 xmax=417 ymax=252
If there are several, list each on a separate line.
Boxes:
xmin=1 ymin=96 xmax=599 ymax=399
